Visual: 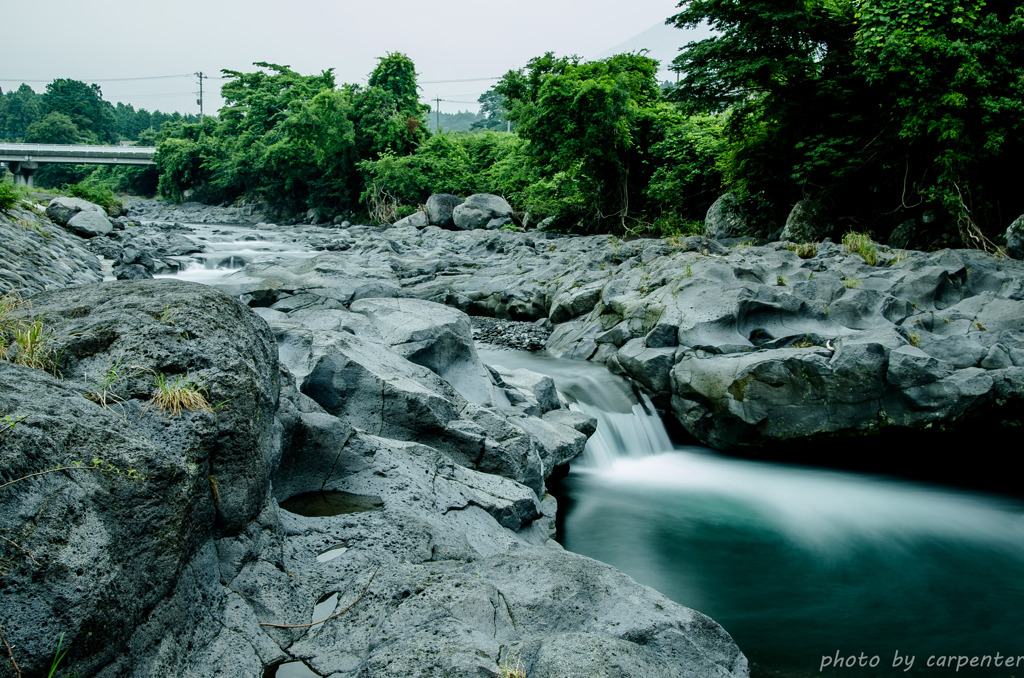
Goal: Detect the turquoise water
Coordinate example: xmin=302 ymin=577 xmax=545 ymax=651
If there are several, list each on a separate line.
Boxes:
xmin=479 ymin=348 xmax=1024 ymax=678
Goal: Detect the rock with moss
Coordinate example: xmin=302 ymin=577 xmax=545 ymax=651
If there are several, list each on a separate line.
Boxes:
xmin=705 ymin=192 xmax=746 ymax=239
xmin=1006 ymin=214 xmax=1024 ymax=259
xmin=780 ymin=198 xmax=829 ymax=242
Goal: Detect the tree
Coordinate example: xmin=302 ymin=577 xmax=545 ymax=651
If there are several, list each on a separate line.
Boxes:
xmin=24 ymin=112 xmax=85 ymax=144
xmin=1 ymin=85 xmax=42 ymax=141
xmin=668 ymin=0 xmax=1024 ymax=242
xmin=470 ymin=89 xmax=510 ymax=131
xmin=41 ymin=79 xmax=117 ymax=143
xmin=496 ymin=52 xmax=664 ymax=232
xmin=353 ymin=53 xmax=431 ymax=160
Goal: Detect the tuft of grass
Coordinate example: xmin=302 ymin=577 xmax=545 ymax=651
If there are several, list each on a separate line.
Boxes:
xmin=842 ymin=231 xmax=878 ymax=266
xmin=908 ymin=331 xmax=921 ymax=347
xmin=888 ymin=249 xmax=909 ymax=266
xmin=499 ymin=657 xmax=526 ymax=678
xmin=841 ymin=277 xmax=861 ymax=289
xmin=785 ymin=242 xmax=818 ymax=259
xmin=11 ymin=319 xmax=57 ymax=371
xmin=776 ymin=275 xmax=787 ymax=286
xmin=149 ymin=372 xmax=213 ymax=417
xmin=47 ymin=632 xmax=71 ymax=678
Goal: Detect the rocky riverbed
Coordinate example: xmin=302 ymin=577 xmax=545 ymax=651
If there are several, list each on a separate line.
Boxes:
xmin=4 ymin=193 xmax=1024 ymax=676
xmin=1 ymin=198 xmax=750 ymax=677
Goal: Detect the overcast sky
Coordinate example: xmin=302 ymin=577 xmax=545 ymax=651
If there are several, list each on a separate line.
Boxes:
xmin=2 ymin=0 xmax=707 ymax=117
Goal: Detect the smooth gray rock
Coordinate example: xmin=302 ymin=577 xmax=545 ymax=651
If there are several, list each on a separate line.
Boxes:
xmin=452 ymin=193 xmax=513 ymax=230
xmin=45 ymin=195 xmax=105 ymax=226
xmin=350 ymin=297 xmax=502 ymax=407
xmin=65 ymin=209 xmax=113 ymax=237
xmin=392 ymin=210 xmax=428 ymax=228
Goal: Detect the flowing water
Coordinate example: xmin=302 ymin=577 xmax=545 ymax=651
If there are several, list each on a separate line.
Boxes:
xmin=152 ymin=223 xmax=319 ymax=287
xmin=478 ymin=348 xmax=1024 ymax=678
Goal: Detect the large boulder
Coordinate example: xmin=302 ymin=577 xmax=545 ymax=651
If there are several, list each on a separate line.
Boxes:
xmin=392 ymin=210 xmax=428 ymax=228
xmin=452 ymin=193 xmax=513 ymax=230
xmin=705 ymin=193 xmax=746 ymax=239
xmin=426 ymin=193 xmax=464 ymax=228
xmin=65 ymin=209 xmax=114 ymax=238
xmin=349 ymin=297 xmax=502 ymax=406
xmin=1006 ymin=214 xmax=1024 ymax=260
xmin=45 ymin=195 xmax=106 ymax=226
xmin=0 ymin=279 xmax=280 ymax=677
xmin=779 ymin=198 xmax=829 ymax=242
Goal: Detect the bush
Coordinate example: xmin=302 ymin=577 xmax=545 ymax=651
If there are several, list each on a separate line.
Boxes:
xmin=0 ymin=179 xmax=20 ymax=214
xmin=63 ymin=180 xmax=123 ymax=214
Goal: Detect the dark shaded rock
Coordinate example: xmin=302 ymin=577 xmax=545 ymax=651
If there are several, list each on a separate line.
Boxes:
xmin=780 ymin=199 xmax=828 ymax=242
xmin=705 ymin=193 xmax=745 ymax=239
xmin=1007 ymin=214 xmax=1024 ymax=260
xmin=426 ymin=193 xmax=464 ymax=227
xmin=113 ymin=262 xmax=153 ymax=280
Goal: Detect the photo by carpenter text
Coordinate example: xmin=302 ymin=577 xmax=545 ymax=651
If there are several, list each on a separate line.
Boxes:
xmin=820 ymin=650 xmax=1024 ymax=672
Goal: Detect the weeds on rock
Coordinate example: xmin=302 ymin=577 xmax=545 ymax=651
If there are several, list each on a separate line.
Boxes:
xmin=1 ymin=295 xmax=61 ymax=374
xmin=786 ymin=242 xmax=818 ymax=259
xmin=149 ymin=372 xmax=213 ymax=417
xmin=842 ymin=231 xmax=878 ymax=266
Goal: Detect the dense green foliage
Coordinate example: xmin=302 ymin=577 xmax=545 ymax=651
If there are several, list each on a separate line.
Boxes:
xmin=0 ymin=79 xmax=196 ymax=194
xmin=16 ymin=1 xmax=1017 ymax=244
xmin=155 ymin=55 xmax=435 ymax=219
xmin=0 ymin=81 xmax=197 ymax=143
xmin=669 ymin=0 xmax=1024 ymax=242
xmin=0 ymin=178 xmax=19 ymax=214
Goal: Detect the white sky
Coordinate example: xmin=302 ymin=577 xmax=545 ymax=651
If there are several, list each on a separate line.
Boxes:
xmin=2 ymin=0 xmax=705 ymax=117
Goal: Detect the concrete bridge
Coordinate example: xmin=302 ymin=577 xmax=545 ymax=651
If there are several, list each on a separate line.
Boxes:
xmin=0 ymin=142 xmax=156 ymax=187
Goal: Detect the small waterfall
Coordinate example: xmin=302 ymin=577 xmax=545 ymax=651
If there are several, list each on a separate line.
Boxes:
xmin=569 ymin=394 xmax=672 ymax=469
xmin=477 ymin=347 xmax=672 ymax=468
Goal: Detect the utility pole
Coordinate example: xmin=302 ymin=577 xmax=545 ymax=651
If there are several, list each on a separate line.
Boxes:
xmin=434 ymin=95 xmax=441 ymax=132
xmin=195 ymin=72 xmax=207 ymax=117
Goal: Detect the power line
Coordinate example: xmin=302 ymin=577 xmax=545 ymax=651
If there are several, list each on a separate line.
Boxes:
xmin=0 ymin=74 xmax=193 ymax=83
xmin=420 ymin=76 xmax=501 ymax=84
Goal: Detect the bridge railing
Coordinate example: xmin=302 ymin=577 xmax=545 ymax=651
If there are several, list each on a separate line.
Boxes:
xmin=0 ymin=142 xmax=157 ymax=157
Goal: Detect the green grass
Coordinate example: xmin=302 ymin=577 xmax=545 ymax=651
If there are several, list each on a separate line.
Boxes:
xmin=785 ymin=241 xmax=818 ymax=259
xmin=149 ymin=372 xmax=213 ymax=416
xmin=842 ymin=231 xmax=878 ymax=266
xmin=1 ymin=294 xmax=60 ymax=373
